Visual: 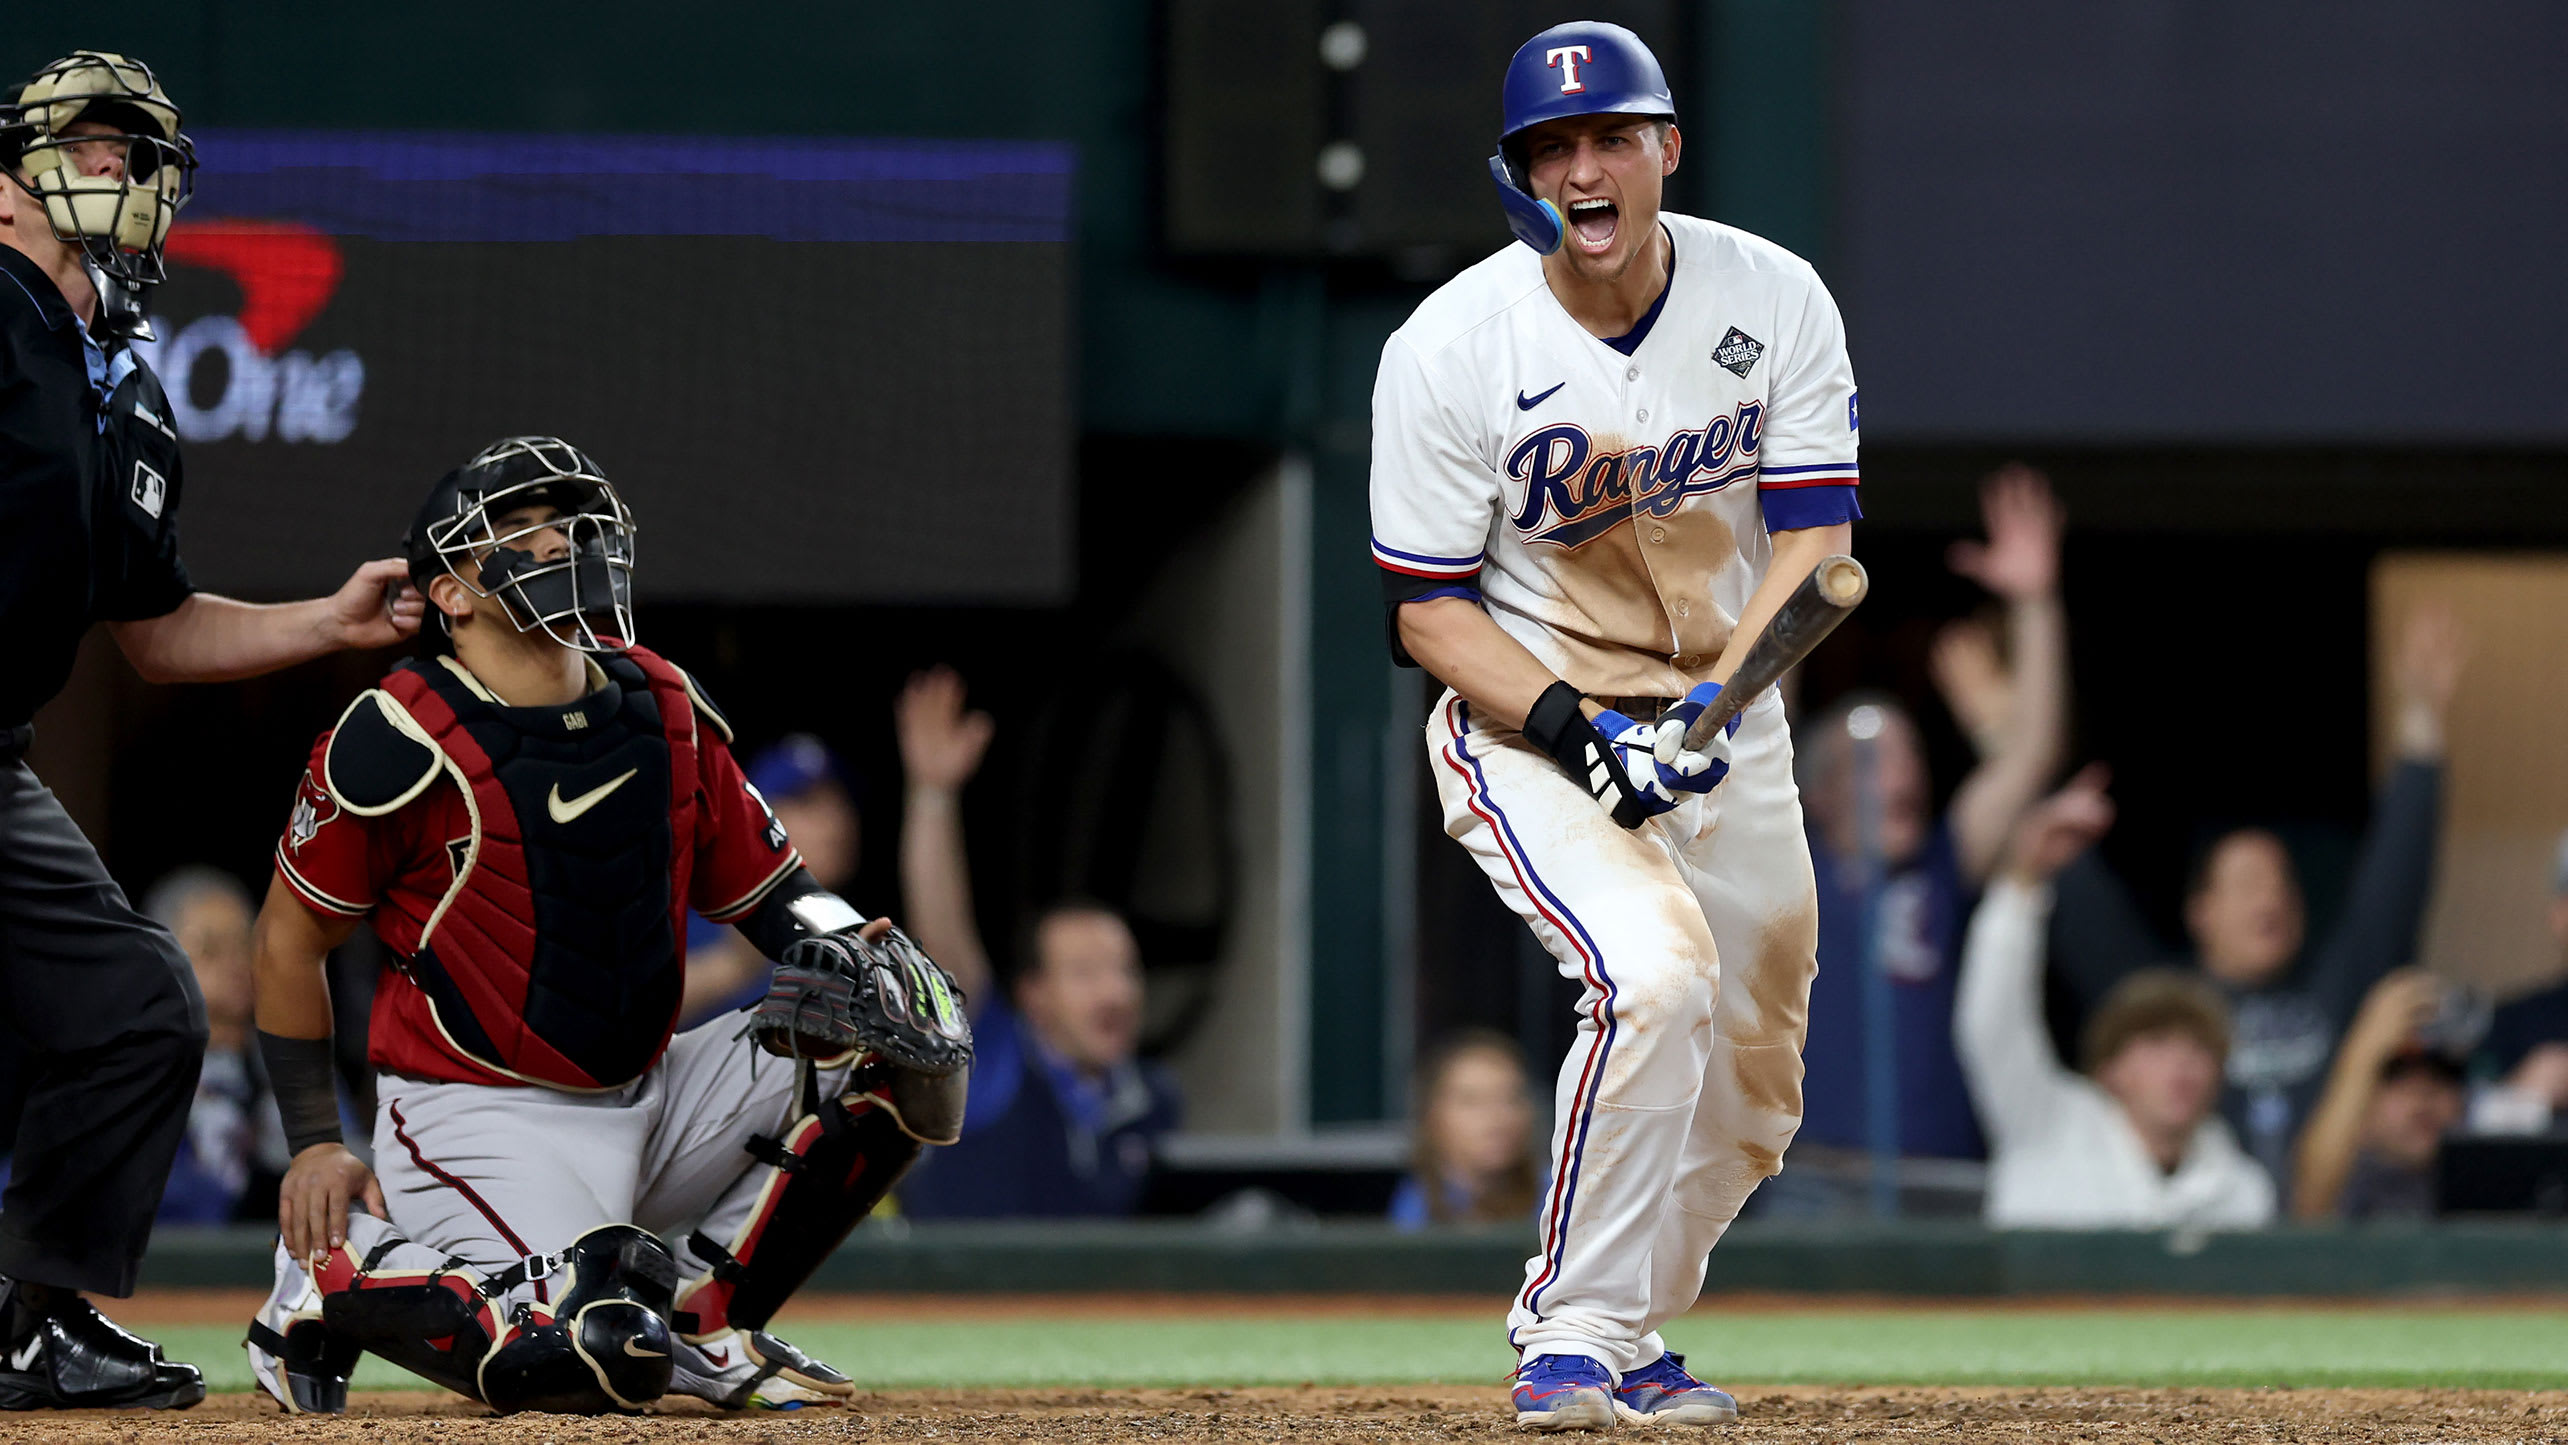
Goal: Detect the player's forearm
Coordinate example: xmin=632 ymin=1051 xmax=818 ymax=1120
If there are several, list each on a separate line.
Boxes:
xmin=1395 ymin=596 xmax=1573 ymax=732
xmin=1948 ymin=593 xmax=2067 ymax=884
xmin=899 ymin=785 xmax=994 ymax=1004
xmin=1710 ymin=524 xmax=1853 ymax=687
xmin=111 ymin=592 xmax=344 ymax=684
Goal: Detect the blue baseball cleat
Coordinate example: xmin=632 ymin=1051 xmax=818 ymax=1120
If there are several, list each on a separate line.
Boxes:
xmin=1613 ymin=1352 xmax=1738 ymax=1426
xmin=1512 ymin=1353 xmax=1617 ymax=1431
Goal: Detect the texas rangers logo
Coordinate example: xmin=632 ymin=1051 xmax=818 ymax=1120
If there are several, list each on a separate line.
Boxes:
xmin=1546 ymin=45 xmax=1593 ymax=93
xmin=288 ymin=770 xmax=339 ymax=852
xmin=1507 ymin=401 xmax=1765 ymax=549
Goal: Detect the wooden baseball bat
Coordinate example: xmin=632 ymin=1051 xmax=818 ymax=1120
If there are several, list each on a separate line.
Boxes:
xmin=1668 ymin=554 xmax=1870 ymax=754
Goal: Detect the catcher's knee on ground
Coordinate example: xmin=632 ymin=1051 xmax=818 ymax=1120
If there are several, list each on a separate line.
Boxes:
xmin=319 ymin=1224 xmax=677 ymax=1414
xmin=677 ymin=1071 xmax=961 ymax=1337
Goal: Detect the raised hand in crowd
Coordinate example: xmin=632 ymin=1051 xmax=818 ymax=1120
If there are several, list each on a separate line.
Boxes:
xmin=2003 ymin=765 xmax=2115 ymax=885
xmin=1943 ymin=465 xmax=2070 ymax=885
xmin=2291 ymin=968 xmax=2452 ymax=1220
xmin=2389 ymin=603 xmax=2467 ymax=761
xmin=1947 ymin=463 xmax=2063 ymax=604
xmin=896 ymin=667 xmax=999 ymax=1006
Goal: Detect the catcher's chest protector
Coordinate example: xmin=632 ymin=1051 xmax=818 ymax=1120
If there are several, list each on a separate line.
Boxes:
xmin=378 ymin=650 xmax=701 ymax=1089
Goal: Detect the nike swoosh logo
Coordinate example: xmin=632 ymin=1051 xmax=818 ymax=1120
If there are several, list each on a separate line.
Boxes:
xmin=623 ymin=1339 xmax=666 ymax=1358
xmin=1516 ymin=382 xmax=1566 ymax=410
xmin=10 ymin=1336 xmax=40 ymax=1370
xmin=547 ymin=768 xmax=637 ymax=824
xmin=703 ymin=1346 xmax=732 ymax=1367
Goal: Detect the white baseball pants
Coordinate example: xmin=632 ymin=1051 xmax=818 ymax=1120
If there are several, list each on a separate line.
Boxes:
xmin=1426 ymin=686 xmax=1818 ymax=1376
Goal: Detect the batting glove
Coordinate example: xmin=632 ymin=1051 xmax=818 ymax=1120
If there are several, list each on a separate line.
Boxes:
xmin=1651 ymin=680 xmax=1744 ymax=789
xmin=1523 ymin=682 xmax=1721 ymax=830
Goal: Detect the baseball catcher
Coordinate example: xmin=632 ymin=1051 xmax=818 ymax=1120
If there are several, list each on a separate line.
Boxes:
xmin=244 ymin=437 xmax=970 ymax=1414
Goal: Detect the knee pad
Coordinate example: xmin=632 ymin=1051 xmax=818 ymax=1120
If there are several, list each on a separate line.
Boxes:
xmin=677 ymin=1090 xmax=920 ymax=1335
xmin=480 ymin=1225 xmax=677 ymax=1414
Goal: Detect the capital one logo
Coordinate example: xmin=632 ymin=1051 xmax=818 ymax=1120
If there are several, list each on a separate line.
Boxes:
xmin=1546 ymin=45 xmax=1593 ymax=94
xmin=136 ymin=219 xmax=365 ymax=445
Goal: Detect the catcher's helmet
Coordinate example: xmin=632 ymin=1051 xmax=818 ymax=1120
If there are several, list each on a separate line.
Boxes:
xmin=1487 ymin=22 xmax=1675 ymax=255
xmin=0 ymin=52 xmax=197 ymax=290
xmin=405 ymin=437 xmax=638 ymax=655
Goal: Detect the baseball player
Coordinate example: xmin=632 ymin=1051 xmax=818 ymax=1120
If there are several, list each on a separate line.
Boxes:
xmin=243 ymin=438 xmax=972 ymax=1415
xmin=1370 ymin=23 xmax=1858 ymax=1429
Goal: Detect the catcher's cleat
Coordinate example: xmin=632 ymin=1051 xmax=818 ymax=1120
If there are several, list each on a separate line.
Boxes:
xmin=0 ymin=1276 xmax=205 ymax=1411
xmin=1511 ymin=1353 xmax=1616 ymax=1432
xmin=1612 ymin=1352 xmax=1738 ymax=1426
xmin=245 ymin=1240 xmax=359 ymax=1414
xmin=668 ymin=1327 xmax=854 ymax=1410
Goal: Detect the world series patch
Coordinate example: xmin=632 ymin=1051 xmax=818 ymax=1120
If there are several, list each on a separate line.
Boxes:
xmin=1713 ymin=327 xmax=1765 ymax=378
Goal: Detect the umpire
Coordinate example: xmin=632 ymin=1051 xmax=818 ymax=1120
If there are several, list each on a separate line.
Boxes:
xmin=0 ymin=52 xmax=421 ymax=1410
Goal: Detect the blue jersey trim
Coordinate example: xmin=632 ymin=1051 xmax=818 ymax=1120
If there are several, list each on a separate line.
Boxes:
xmin=1763 ymin=484 xmax=1861 ymax=532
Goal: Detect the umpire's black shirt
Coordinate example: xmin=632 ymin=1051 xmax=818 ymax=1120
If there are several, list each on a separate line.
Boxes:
xmin=0 ymin=245 xmax=191 ymax=730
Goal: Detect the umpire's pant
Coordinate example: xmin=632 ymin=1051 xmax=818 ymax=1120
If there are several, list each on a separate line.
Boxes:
xmin=0 ymin=734 xmax=206 ymax=1296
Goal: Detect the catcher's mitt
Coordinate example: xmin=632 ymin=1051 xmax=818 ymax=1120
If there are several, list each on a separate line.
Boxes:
xmin=752 ymin=925 xmax=973 ymax=1076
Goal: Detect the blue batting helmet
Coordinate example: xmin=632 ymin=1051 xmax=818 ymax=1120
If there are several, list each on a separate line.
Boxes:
xmin=1488 ymin=21 xmax=1676 ymax=255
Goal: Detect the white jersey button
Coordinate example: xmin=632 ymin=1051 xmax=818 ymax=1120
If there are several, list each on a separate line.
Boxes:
xmin=1674 ymin=599 xmax=1691 ymax=617
xmin=1636 ymin=408 xmax=1649 ymax=422
xmin=1677 ymin=653 xmax=1701 ymax=668
xmin=1650 ymin=525 xmax=1666 ymax=543
xmin=1625 ymin=364 xmax=1640 ymax=381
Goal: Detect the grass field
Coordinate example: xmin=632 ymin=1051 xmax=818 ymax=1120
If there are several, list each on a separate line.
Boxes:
xmin=143 ymin=1302 xmax=2568 ymax=1394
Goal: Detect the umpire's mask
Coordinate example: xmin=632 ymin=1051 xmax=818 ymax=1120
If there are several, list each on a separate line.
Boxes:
xmin=405 ymin=437 xmax=639 ymax=655
xmin=0 ymin=52 xmax=196 ymax=292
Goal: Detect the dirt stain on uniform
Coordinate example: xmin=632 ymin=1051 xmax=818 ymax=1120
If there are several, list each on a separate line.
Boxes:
xmin=1731 ymin=1042 xmax=1804 ymax=1120
xmin=1740 ymin=905 xmax=1820 ymax=1049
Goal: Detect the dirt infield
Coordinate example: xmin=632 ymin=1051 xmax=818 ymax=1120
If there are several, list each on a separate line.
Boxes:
xmin=9 ymin=1385 xmax=2568 ymax=1443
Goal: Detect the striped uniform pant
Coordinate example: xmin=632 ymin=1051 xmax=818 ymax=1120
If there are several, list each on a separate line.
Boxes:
xmin=1426 ymin=687 xmax=1818 ymax=1375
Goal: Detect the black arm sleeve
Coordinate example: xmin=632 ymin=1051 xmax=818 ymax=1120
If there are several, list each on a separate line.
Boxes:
xmin=1379 ymin=566 xmax=1482 ymax=668
xmin=731 ymin=865 xmax=865 ymax=962
xmin=2308 ymin=759 xmax=2444 ymax=1025
xmin=258 ymin=1030 xmax=344 ymax=1157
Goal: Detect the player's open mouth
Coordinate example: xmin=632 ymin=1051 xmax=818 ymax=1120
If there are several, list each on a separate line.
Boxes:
xmin=1567 ymin=197 xmax=1618 ymax=252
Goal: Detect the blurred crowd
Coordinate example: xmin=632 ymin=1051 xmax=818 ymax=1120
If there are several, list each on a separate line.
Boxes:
xmin=18 ymin=463 xmax=2561 ymax=1234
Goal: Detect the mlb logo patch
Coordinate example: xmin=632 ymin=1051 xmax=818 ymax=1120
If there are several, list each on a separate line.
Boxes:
xmin=1713 ymin=327 xmax=1764 ymax=378
xmin=1848 ymin=391 xmax=1860 ymax=431
xmin=130 ymin=461 xmax=166 ymax=519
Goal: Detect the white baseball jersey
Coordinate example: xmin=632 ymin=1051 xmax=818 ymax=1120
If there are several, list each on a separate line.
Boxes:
xmin=1370 ymin=212 xmax=1859 ymax=699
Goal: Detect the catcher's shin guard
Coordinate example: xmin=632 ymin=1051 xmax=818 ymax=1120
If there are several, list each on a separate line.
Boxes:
xmin=678 ymin=1086 xmax=924 ymax=1335
xmin=312 ymin=1239 xmax=505 ymax=1401
xmin=478 ymin=1226 xmax=678 ymax=1415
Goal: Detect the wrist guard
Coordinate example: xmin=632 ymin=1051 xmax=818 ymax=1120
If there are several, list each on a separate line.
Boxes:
xmin=751 ymin=925 xmax=974 ymax=1077
xmin=1521 ymin=682 xmax=1638 ymax=827
xmin=258 ymin=1029 xmax=343 ymax=1157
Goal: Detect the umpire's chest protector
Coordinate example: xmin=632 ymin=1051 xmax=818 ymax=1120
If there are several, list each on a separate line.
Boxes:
xmin=358 ymin=648 xmax=703 ymax=1090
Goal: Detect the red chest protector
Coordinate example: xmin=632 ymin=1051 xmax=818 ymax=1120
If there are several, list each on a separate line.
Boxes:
xmin=350 ymin=645 xmax=706 ymax=1090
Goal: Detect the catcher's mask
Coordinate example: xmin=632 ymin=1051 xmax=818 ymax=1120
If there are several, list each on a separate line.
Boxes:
xmin=405 ymin=436 xmax=638 ymax=654
xmin=0 ymin=52 xmax=197 ymax=291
